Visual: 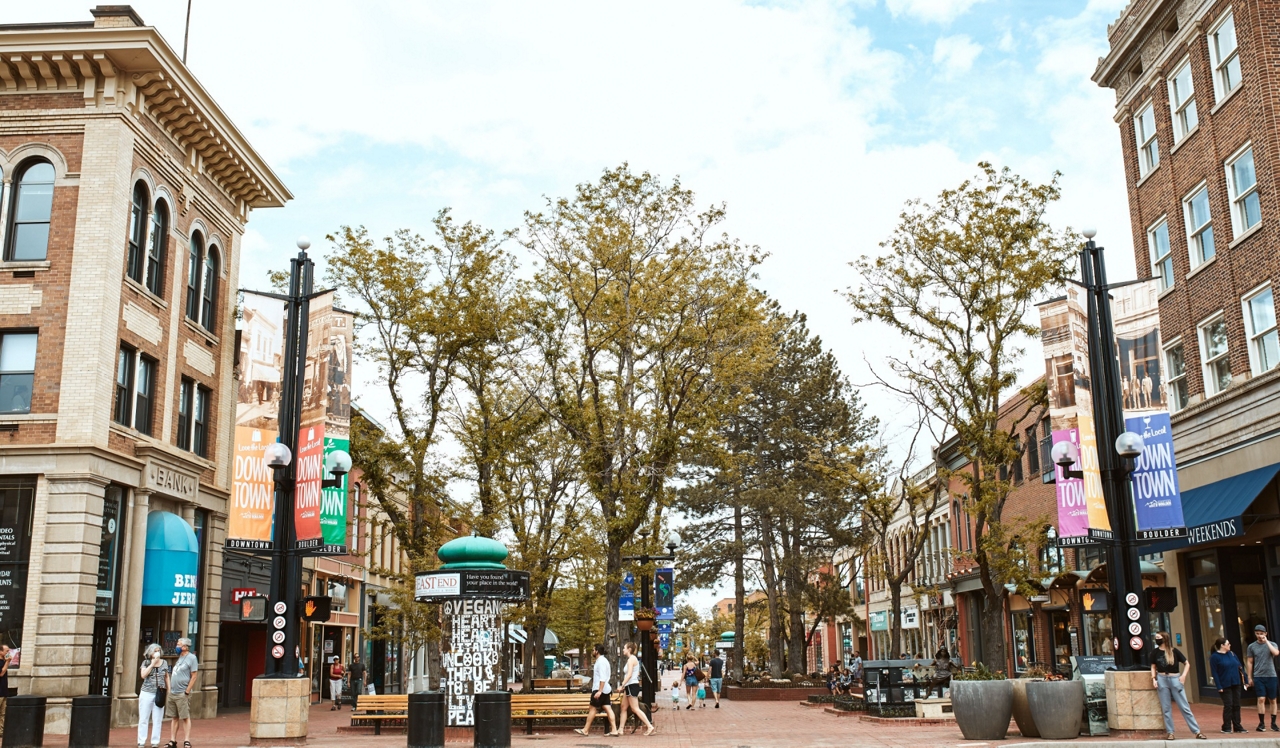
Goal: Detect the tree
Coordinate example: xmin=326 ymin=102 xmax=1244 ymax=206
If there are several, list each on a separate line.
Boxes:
xmin=521 ymin=164 xmax=770 ymax=658
xmin=847 ymin=163 xmax=1077 ymax=670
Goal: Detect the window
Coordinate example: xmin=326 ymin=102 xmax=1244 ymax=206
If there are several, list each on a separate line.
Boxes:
xmin=113 ymin=346 xmax=134 ymax=426
xmin=1148 ymin=219 xmax=1173 ymax=291
xmin=6 ymin=161 xmax=54 ymax=261
xmin=127 ymin=182 xmax=148 ymax=283
xmin=1134 ymin=102 xmax=1159 ymax=178
xmin=193 ymin=385 xmax=210 ymax=457
xmin=1168 ymin=58 xmax=1198 ymax=141
xmin=1244 ymin=286 xmax=1279 ymax=374
xmin=1026 ymin=426 xmax=1040 ymax=476
xmin=1199 ymin=315 xmax=1231 ymax=396
xmin=1164 ymin=341 xmax=1189 ymax=412
xmin=1209 ymin=11 xmax=1241 ymax=102
xmin=146 ymin=200 xmax=168 ymax=296
xmin=201 ymin=247 xmax=219 ymax=330
xmin=186 ymin=233 xmax=203 ymax=322
xmin=177 ymin=378 xmax=192 ymax=451
xmin=1039 ymin=543 xmax=1063 ymax=577
xmin=1181 ymin=184 xmax=1216 ymax=268
xmin=134 ymin=356 xmax=156 ymax=435
xmin=1226 ymin=145 xmax=1260 ymax=234
xmin=1011 ymin=435 xmax=1023 ymax=483
xmin=0 ymin=333 xmax=36 ymax=414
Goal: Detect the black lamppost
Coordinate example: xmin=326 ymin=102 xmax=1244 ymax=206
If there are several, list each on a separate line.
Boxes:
xmin=622 ymin=531 xmax=679 ymax=718
xmin=1050 ymin=229 xmax=1150 ymax=671
xmin=253 ymin=237 xmax=351 ymax=679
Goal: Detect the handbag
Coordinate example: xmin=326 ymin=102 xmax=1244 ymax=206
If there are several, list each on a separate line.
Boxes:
xmin=155 ymin=687 xmax=168 ymax=709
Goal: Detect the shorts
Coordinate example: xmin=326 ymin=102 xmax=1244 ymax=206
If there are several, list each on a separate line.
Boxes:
xmin=1255 ymin=676 xmax=1279 ymax=699
xmin=625 ymin=683 xmax=640 ymax=697
xmin=696 ymin=688 xmax=706 ymax=700
xmin=589 ymin=690 xmax=611 ymax=709
xmin=164 ymin=693 xmax=191 ymax=719
xmin=685 ymin=675 xmax=697 ymax=687
xmin=710 ymin=677 xmax=723 ymax=694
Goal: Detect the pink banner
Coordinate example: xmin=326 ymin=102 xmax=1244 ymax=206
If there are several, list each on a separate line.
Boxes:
xmin=1052 ymin=428 xmax=1090 ymax=538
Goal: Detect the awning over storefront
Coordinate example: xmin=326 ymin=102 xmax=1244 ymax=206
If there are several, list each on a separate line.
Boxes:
xmin=142 ymin=511 xmax=199 ymax=607
xmin=1140 ymin=462 xmax=1280 ymax=554
xmin=507 ymin=625 xmax=560 ymax=647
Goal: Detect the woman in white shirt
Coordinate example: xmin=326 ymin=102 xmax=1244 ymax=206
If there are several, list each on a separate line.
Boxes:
xmin=610 ymin=642 xmax=656 ymax=736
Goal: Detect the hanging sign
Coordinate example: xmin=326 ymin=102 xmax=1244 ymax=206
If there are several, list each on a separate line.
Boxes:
xmin=229 ymin=292 xmax=285 ymax=551
xmin=292 ymin=425 xmax=324 ymax=549
xmin=619 ymin=572 xmax=635 ymax=622
xmin=1126 ymin=412 xmax=1186 ymax=536
xmin=304 ymin=292 xmax=353 ymax=555
xmin=654 ymin=568 xmax=675 ymax=620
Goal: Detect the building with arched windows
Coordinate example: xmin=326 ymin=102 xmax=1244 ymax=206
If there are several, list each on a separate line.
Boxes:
xmin=0 ymin=6 xmax=289 ymax=731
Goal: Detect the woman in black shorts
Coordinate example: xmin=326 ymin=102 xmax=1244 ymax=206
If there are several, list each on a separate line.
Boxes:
xmin=611 ymin=642 xmax=655 ymax=736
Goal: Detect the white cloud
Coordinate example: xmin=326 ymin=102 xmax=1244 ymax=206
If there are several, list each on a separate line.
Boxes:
xmin=885 ymin=0 xmax=989 ymax=23
xmin=933 ymin=34 xmax=982 ymax=76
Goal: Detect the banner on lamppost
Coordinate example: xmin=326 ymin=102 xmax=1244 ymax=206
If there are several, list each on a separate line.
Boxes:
xmin=654 ymin=568 xmax=674 ymax=619
xmin=619 ymin=572 xmax=635 ymax=622
xmin=228 ymin=292 xmax=285 ymax=551
xmin=298 ymin=291 xmax=354 ymax=555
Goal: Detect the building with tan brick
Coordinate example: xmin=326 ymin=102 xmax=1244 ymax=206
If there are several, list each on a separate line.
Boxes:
xmin=0 ymin=5 xmax=288 ymax=729
xmin=1095 ymin=0 xmax=1280 ymax=702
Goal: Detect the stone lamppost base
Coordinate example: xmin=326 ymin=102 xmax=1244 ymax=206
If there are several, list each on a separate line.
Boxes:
xmin=1105 ymin=670 xmax=1163 ymax=731
xmin=249 ymin=676 xmax=310 ymax=745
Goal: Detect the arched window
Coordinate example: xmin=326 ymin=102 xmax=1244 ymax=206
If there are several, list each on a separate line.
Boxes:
xmin=126 ymin=181 xmax=148 ymax=282
xmin=186 ymin=232 xmax=203 ymax=321
xmin=201 ymin=246 xmax=219 ymax=330
xmin=146 ymin=200 xmax=168 ymax=296
xmin=6 ymin=160 xmax=55 ymax=261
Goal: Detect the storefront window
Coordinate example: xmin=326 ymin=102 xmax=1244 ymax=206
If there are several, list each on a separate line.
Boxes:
xmin=1235 ymin=584 xmax=1267 ymax=643
xmin=187 ymin=511 xmax=205 ymax=651
xmin=1011 ymin=611 xmax=1034 ymax=672
xmin=95 ymin=486 xmax=125 ymax=616
xmin=1195 ymin=585 xmax=1222 ymax=686
xmin=0 ymin=478 xmax=35 ymax=657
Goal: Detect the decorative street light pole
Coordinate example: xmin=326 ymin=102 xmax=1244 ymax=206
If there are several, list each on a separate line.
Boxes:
xmin=1051 ymin=230 xmax=1150 ymax=671
xmin=622 ymin=532 xmax=679 ymax=719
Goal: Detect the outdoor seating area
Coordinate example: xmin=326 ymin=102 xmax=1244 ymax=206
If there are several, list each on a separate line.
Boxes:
xmin=511 ymin=693 xmax=611 ymax=734
xmin=347 ymin=694 xmax=408 ymax=735
xmin=529 ymin=678 xmax=576 ymax=692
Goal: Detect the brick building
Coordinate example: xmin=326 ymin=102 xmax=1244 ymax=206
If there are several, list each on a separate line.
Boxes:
xmin=0 ymin=6 xmax=288 ymax=729
xmin=1095 ymin=0 xmax=1280 ymax=702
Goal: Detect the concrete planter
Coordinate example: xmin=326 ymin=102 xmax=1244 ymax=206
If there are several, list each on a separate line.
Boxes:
xmin=1010 ymin=678 xmax=1040 ymax=737
xmin=951 ymin=680 xmax=1013 ymax=740
xmin=1027 ymin=680 xmax=1085 ymax=740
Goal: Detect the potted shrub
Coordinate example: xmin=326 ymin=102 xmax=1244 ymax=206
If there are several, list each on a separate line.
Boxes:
xmin=951 ymin=663 xmax=1013 ymax=740
xmin=1026 ymin=674 xmax=1084 ymax=740
xmin=1011 ymin=666 xmax=1048 ymax=738
xmin=634 ymin=607 xmax=657 ymax=631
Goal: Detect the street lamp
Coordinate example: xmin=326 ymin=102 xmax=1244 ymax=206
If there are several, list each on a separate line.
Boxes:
xmin=622 ymin=531 xmax=679 ymax=718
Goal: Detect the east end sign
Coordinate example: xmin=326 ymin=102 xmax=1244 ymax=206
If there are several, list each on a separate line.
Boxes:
xmin=414 ymin=569 xmax=530 ymax=601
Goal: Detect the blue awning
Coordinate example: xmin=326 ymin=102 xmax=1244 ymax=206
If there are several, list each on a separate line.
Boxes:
xmin=1139 ymin=463 xmax=1280 ymax=554
xmin=142 ymin=511 xmax=199 ymax=607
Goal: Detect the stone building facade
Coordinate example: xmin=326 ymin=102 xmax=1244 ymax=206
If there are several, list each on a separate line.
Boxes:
xmin=1096 ymin=0 xmax=1280 ymax=701
xmin=0 ymin=6 xmax=288 ymax=728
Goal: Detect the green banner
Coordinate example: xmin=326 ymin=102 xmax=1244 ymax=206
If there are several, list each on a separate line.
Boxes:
xmin=318 ymin=436 xmax=349 ymax=554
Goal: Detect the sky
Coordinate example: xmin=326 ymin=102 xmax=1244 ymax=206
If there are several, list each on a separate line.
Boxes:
xmin=25 ymin=0 xmax=1136 ymax=613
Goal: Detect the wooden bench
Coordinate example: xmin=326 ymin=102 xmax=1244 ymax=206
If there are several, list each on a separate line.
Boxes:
xmin=531 ymin=678 xmax=575 ymax=692
xmin=511 ymin=693 xmax=614 ymax=734
xmin=914 ymin=697 xmax=953 ymax=720
xmin=350 ymin=694 xmax=409 ymax=735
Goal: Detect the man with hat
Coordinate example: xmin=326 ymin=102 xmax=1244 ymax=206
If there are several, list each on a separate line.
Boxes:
xmin=1246 ymin=624 xmax=1280 ymax=732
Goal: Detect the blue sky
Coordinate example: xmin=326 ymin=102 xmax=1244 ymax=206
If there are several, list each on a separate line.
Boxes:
xmin=27 ymin=0 xmax=1135 ymax=604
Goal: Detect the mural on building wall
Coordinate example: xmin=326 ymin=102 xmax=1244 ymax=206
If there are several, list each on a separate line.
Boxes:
xmin=441 ymin=598 xmax=503 ymax=726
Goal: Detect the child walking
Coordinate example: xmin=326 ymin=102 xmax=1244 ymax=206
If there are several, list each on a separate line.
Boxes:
xmin=670 ymin=682 xmax=681 ymax=710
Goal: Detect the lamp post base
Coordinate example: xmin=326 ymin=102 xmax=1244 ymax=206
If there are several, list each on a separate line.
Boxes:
xmin=249 ymin=675 xmax=310 ymax=745
xmin=1104 ymin=670 xmax=1163 ymax=732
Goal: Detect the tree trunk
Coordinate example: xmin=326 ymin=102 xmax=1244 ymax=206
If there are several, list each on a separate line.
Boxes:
xmin=605 ymin=541 xmax=622 ymax=661
xmin=758 ymin=512 xmax=785 ymax=677
xmin=980 ymin=590 xmax=1007 ymax=673
xmin=786 ymin=535 xmax=807 ymax=674
xmin=732 ymin=504 xmax=745 ymax=680
xmin=888 ymin=581 xmax=903 ymax=660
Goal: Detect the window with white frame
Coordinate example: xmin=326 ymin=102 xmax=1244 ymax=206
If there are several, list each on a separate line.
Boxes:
xmin=1198 ymin=315 xmax=1231 ymax=396
xmin=1134 ymin=102 xmax=1159 ymax=178
xmin=1183 ymin=184 xmax=1216 ymax=267
xmin=0 ymin=333 xmax=37 ymax=414
xmin=1226 ymin=144 xmax=1260 ymax=235
xmin=1164 ymin=340 xmax=1189 ymax=412
xmin=1168 ymin=58 xmax=1198 ymax=141
xmin=1148 ymin=218 xmax=1173 ymax=290
xmin=1244 ymin=285 xmax=1279 ymax=374
xmin=1209 ymin=11 xmax=1241 ymax=102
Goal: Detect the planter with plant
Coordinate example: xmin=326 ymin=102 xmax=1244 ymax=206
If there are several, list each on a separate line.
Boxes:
xmin=1026 ymin=677 xmax=1085 ymax=740
xmin=951 ymin=664 xmax=1013 ymax=740
xmin=634 ymin=607 xmax=657 ymax=631
xmin=1010 ymin=667 xmax=1050 ymax=738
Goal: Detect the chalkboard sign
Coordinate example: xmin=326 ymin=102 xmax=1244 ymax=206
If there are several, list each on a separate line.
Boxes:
xmin=1072 ymin=655 xmax=1114 ymax=676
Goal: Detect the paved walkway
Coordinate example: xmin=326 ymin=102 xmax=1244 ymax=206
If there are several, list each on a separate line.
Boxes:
xmin=33 ymin=676 xmax=1280 ymax=747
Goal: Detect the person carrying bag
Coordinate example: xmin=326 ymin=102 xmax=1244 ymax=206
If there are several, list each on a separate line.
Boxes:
xmin=137 ymin=644 xmax=169 ymax=748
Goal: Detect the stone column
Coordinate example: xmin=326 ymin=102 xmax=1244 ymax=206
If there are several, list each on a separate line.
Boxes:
xmin=111 ymin=488 xmax=152 ymax=727
xmin=193 ymin=511 xmax=227 ymax=719
xmin=1105 ymin=669 xmax=1163 ymax=731
xmin=33 ymin=474 xmax=110 ymax=734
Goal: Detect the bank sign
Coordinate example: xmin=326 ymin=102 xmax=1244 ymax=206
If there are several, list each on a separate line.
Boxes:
xmin=1125 ymin=412 xmax=1187 ymax=538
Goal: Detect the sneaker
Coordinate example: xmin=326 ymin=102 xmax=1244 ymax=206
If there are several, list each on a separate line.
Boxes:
xmin=1271 ymin=723 xmax=1279 ymax=732
xmin=714 ymin=703 xmax=719 ymax=709
xmin=1221 ymin=728 xmax=1233 ymax=733
xmin=1258 ymin=724 xmax=1267 ymax=732
xmin=1235 ymin=727 xmax=1249 ymax=733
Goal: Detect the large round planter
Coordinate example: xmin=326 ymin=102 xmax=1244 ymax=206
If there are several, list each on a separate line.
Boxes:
xmin=1027 ymin=680 xmax=1085 ymax=740
xmin=1010 ymin=678 xmax=1041 ymax=737
xmin=952 ymin=680 xmax=1014 ymax=740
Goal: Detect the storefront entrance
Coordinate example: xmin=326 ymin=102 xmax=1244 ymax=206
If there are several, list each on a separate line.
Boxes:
xmin=217 ymin=623 xmax=266 ymax=708
xmin=1186 ymin=547 xmax=1272 ymax=697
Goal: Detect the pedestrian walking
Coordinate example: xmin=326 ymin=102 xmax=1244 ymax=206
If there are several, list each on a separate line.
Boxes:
xmin=670 ymin=681 xmax=681 ymax=710
xmin=164 ymin=638 xmax=198 ymax=748
xmin=610 ymin=642 xmax=655 ymax=736
xmin=851 ymin=651 xmax=864 ymax=683
xmin=348 ymin=655 xmax=367 ymax=697
xmin=137 ymin=644 xmax=168 ymax=748
xmin=1246 ymin=624 xmax=1280 ymax=732
xmin=1149 ymin=631 xmax=1203 ymax=740
xmin=573 ymin=643 xmax=617 ymax=736
xmin=1210 ymin=637 xmax=1247 ymax=733
xmin=329 ymin=656 xmax=346 ymax=709
xmin=708 ymin=651 xmax=724 ymax=708
xmin=682 ymin=656 xmax=698 ymax=709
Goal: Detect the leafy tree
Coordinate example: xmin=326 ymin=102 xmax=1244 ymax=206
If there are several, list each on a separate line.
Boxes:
xmin=847 ymin=163 xmax=1076 ymax=669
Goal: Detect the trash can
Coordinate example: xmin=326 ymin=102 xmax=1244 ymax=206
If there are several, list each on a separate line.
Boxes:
xmin=69 ymin=696 xmax=111 ymax=748
xmin=407 ymin=691 xmax=445 ymax=748
xmin=473 ymin=691 xmax=510 ymax=748
xmin=3 ymin=695 xmax=46 ymax=748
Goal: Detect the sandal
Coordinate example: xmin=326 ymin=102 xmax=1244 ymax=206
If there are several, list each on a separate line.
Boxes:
xmin=184 ymin=742 xmax=192 ymax=748
xmin=573 ymin=729 xmax=587 ymax=736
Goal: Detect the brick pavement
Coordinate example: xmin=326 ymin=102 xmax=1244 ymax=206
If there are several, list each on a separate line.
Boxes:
xmin=34 ymin=675 xmax=1280 ymax=748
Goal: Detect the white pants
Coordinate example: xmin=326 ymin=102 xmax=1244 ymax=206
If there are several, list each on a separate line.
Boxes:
xmin=330 ymin=678 xmax=343 ymax=703
xmin=137 ymin=691 xmax=164 ymax=746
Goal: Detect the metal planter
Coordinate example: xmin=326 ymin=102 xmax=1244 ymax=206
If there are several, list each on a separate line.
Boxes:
xmin=951 ymin=680 xmax=1013 ymax=740
xmin=1027 ymin=680 xmax=1085 ymax=740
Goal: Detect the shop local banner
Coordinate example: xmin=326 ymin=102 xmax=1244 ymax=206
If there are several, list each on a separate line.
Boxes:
xmin=1126 ymin=412 xmax=1185 ymax=535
